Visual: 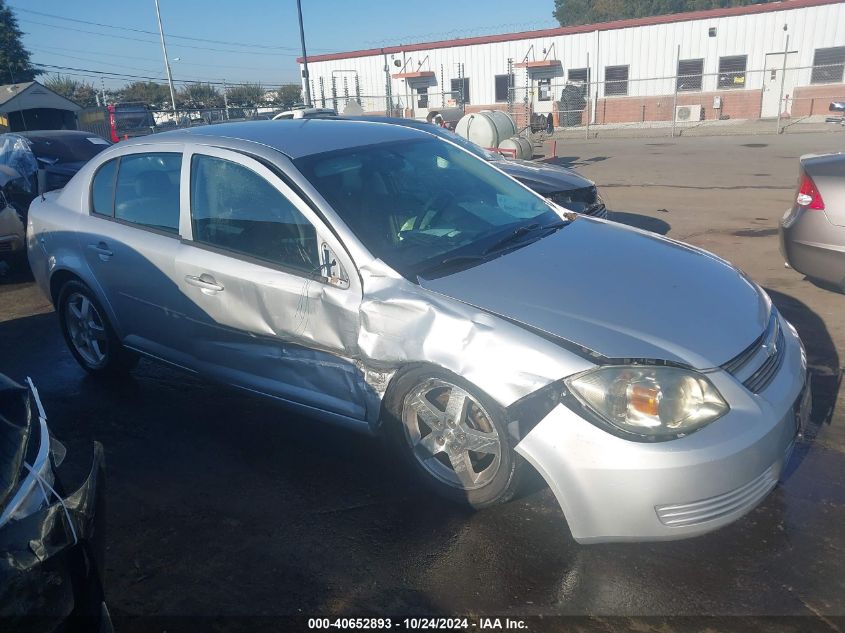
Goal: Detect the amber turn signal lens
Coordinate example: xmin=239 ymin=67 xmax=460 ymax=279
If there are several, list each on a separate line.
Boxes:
xmin=629 ymin=384 xmax=660 ymax=416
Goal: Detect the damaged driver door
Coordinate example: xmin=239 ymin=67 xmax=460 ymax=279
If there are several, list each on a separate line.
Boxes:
xmin=174 ymin=146 xmax=368 ymax=423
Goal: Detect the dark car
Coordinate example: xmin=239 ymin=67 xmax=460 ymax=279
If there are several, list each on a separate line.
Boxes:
xmin=337 ymin=116 xmax=607 ymax=218
xmin=0 ymin=130 xmax=112 ymax=214
xmin=0 ymin=375 xmax=110 ymax=632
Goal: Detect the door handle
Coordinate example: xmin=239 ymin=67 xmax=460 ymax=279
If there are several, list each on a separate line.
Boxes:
xmin=87 ymin=241 xmax=113 ymax=261
xmin=185 ymin=274 xmax=224 ymax=294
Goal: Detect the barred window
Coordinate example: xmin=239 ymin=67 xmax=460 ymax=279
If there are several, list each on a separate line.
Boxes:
xmin=811 ymin=47 xmax=845 ymax=84
xmin=604 ymin=65 xmax=629 ymax=96
xmin=494 ymin=74 xmax=513 ymax=102
xmin=568 ymin=68 xmax=590 ymax=98
xmin=450 ymin=77 xmax=470 ymax=104
xmin=677 ymin=58 xmax=704 ymax=92
xmin=718 ymin=55 xmax=747 ymax=89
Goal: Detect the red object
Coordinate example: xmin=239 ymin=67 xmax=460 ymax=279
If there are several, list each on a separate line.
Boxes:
xmin=490 ymin=147 xmax=517 ymax=158
xmin=514 ymin=60 xmax=561 ymax=68
xmin=107 ymin=105 xmax=119 ymax=143
xmin=797 ymin=171 xmax=825 ymax=210
xmin=391 ymin=71 xmax=436 ymax=79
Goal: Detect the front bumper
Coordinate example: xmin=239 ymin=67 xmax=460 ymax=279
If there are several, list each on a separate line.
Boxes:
xmin=0 ymin=442 xmax=110 ymax=632
xmin=515 ymin=316 xmax=806 ymax=543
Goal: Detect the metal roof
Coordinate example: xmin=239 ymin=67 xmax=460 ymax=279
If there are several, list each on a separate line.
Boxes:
xmin=298 ymin=0 xmax=843 ymax=63
xmin=0 ymin=81 xmax=82 ymax=112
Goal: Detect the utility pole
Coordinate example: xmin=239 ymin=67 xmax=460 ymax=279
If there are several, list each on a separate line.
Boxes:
xmin=671 ymin=44 xmax=681 ymax=138
xmin=223 ymin=79 xmax=229 ymax=120
xmin=296 ymin=0 xmax=312 ymax=106
xmin=776 ymin=30 xmax=790 ymax=134
xmin=154 ymin=0 xmax=178 ymax=112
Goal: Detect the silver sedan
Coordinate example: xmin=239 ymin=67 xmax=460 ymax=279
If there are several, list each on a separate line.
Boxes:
xmin=780 ymin=151 xmax=845 ymax=291
xmin=27 ymin=120 xmax=808 ymax=543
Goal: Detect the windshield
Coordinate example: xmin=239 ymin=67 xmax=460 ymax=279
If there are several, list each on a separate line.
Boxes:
xmin=114 ymin=105 xmax=155 ymax=132
xmin=25 ymin=134 xmax=111 ymax=164
xmin=295 ymin=137 xmax=561 ymax=278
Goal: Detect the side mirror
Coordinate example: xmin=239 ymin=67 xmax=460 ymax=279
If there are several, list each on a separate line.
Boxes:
xmin=320 ymin=242 xmax=349 ymax=288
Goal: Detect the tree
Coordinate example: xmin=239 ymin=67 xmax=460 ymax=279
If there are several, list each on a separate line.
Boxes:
xmin=179 ymin=82 xmax=222 ymax=108
xmin=553 ymin=0 xmax=777 ymax=26
xmin=274 ymin=84 xmax=302 ymax=109
xmin=44 ymin=75 xmax=100 ymax=108
xmin=0 ymin=0 xmax=40 ymax=83
xmin=117 ymin=81 xmax=173 ymax=109
xmin=226 ymin=83 xmax=265 ymax=107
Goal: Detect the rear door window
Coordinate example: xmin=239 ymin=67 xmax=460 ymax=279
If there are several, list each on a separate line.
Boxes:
xmin=114 ymin=153 xmax=182 ymax=234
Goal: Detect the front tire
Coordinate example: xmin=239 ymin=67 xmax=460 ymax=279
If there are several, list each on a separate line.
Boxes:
xmin=384 ymin=367 xmax=523 ymax=508
xmin=57 ymin=280 xmax=137 ymax=377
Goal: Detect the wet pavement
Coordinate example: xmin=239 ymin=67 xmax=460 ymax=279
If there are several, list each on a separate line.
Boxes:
xmin=2 ymin=132 xmax=845 ymax=632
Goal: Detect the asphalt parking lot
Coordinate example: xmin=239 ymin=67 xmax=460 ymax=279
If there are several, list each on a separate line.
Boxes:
xmin=1 ymin=130 xmax=844 ymax=632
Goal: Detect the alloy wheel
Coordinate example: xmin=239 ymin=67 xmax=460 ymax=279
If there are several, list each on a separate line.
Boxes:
xmin=64 ymin=292 xmax=108 ymax=368
xmin=402 ymin=378 xmax=502 ymax=490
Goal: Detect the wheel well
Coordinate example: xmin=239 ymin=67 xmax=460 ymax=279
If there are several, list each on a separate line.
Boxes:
xmin=377 ymin=362 xmax=504 ymax=430
xmin=49 ymin=269 xmax=82 ymax=307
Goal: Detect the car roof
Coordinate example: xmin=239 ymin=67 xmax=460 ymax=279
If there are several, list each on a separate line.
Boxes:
xmin=150 ymin=119 xmax=429 ymax=159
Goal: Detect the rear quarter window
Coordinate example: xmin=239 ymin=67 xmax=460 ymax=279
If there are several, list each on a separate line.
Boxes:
xmin=91 ymin=159 xmax=118 ymax=216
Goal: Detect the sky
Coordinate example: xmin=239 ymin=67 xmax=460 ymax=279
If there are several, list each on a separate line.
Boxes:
xmin=13 ymin=0 xmax=556 ymax=90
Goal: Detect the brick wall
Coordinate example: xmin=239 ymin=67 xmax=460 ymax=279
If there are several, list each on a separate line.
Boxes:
xmin=366 ymin=86 xmax=798 ymax=126
xmin=432 ymin=89 xmax=765 ymax=127
xmin=593 ymin=89 xmax=763 ymax=123
xmin=791 ymin=84 xmax=845 ymax=116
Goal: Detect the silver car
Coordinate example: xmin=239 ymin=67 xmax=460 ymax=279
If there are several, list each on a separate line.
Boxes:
xmin=780 ymin=151 xmax=845 ymax=291
xmin=27 ymin=120 xmax=809 ymax=543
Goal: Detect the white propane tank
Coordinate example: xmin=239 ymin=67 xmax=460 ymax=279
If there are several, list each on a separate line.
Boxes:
xmin=497 ymin=136 xmax=533 ymax=160
xmin=455 ymin=110 xmax=517 ymax=149
xmin=487 ymin=110 xmax=517 ymax=138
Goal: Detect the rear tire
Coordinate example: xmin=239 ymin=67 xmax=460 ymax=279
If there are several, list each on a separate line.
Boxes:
xmin=57 ymin=280 xmax=137 ymax=378
xmin=383 ymin=367 xmax=523 ymax=509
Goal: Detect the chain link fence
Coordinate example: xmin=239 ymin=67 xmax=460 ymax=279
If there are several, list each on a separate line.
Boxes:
xmin=323 ymin=61 xmax=843 ymax=139
xmin=500 ymin=61 xmax=845 ymax=138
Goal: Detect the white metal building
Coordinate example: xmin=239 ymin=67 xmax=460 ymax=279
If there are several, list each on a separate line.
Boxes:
xmin=298 ymin=0 xmax=845 ymax=126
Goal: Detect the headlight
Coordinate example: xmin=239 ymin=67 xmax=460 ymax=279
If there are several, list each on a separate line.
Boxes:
xmin=565 ymin=366 xmax=728 ymax=439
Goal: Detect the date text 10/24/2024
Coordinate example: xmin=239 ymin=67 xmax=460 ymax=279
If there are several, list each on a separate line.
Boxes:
xmin=307 ymin=618 xmax=529 ymax=630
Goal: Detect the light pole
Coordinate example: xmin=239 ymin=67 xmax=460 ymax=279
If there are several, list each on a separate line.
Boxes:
xmin=154 ymin=0 xmax=178 ymax=113
xmin=296 ymin=0 xmax=312 ymax=107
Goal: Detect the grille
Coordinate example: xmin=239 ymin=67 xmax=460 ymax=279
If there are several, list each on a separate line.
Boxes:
xmin=744 ymin=328 xmax=786 ymax=393
xmin=655 ymin=463 xmax=778 ymax=527
xmin=721 ymin=311 xmax=785 ymax=394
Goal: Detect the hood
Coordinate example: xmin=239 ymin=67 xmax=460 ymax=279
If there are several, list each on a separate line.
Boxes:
xmin=419 ymin=219 xmax=768 ymax=369
xmin=496 ymin=159 xmax=593 ymax=194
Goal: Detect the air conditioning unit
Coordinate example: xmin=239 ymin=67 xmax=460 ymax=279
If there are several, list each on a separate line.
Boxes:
xmin=675 ymin=104 xmax=702 ymax=122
